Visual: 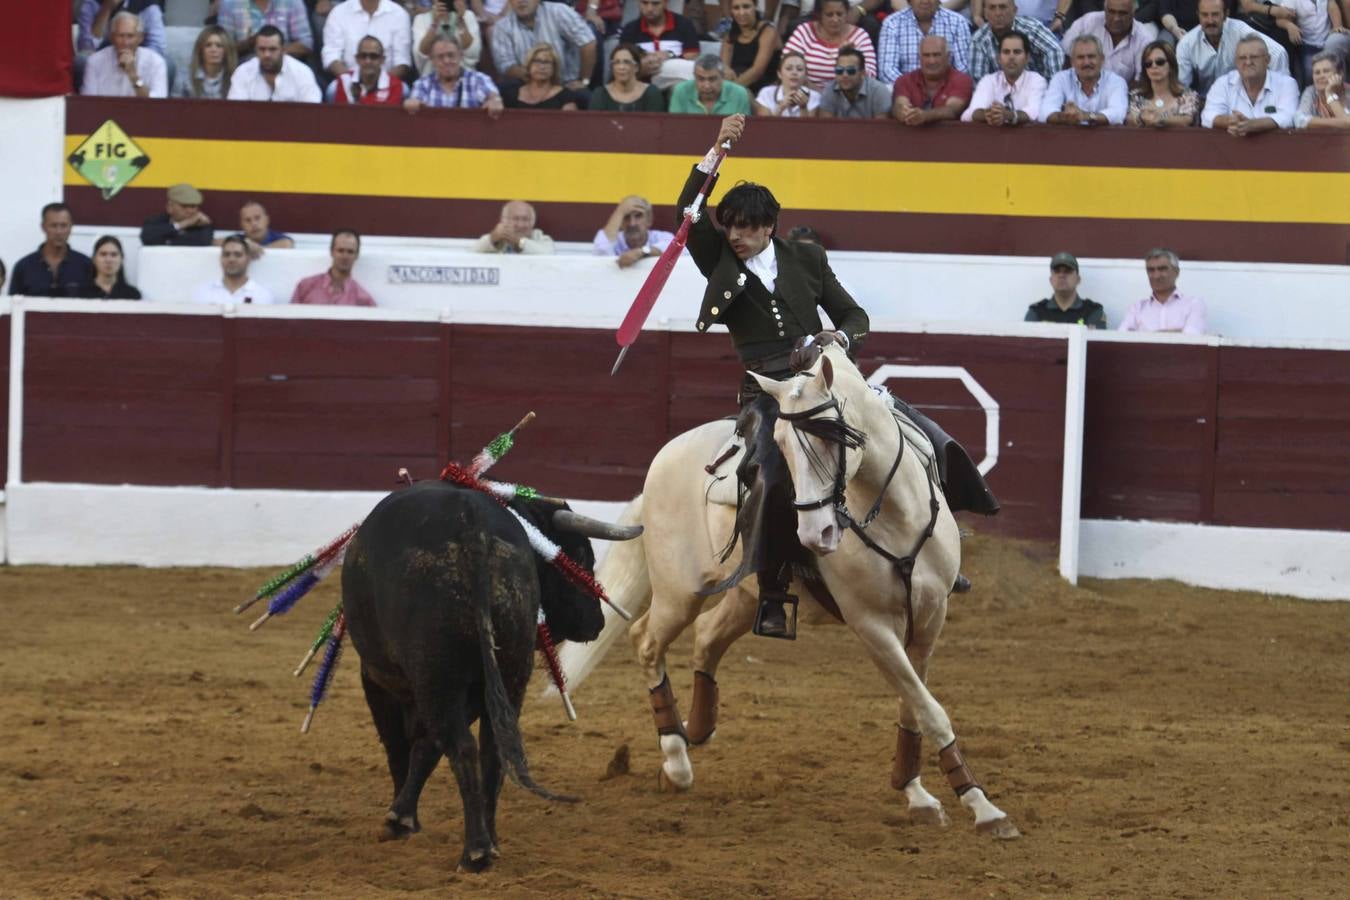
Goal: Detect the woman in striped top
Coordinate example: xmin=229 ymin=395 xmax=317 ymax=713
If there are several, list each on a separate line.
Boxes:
xmin=782 ymin=0 xmax=878 ymax=90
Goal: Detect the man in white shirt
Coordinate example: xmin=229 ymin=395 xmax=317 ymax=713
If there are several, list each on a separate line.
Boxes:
xmin=1202 ymin=34 xmax=1300 ymax=133
xmin=80 ymin=11 xmax=168 ymax=98
xmin=1274 ymin=0 xmax=1350 ymax=85
xmin=229 ymin=26 xmax=322 ymax=102
xmin=323 ymin=0 xmax=413 ymax=81
xmin=1041 ymin=34 xmax=1129 ymax=124
xmin=962 ymin=30 xmax=1048 ymax=124
xmin=1177 ymin=0 xmax=1290 ymax=93
xmin=1059 ymin=0 xmax=1158 ymax=82
xmin=192 ymin=236 xmax=279 ymax=305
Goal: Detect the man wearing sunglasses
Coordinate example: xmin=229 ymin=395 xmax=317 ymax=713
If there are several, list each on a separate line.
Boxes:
xmin=332 ymin=36 xmax=406 ymax=104
xmin=893 ymin=34 xmax=974 ymax=124
xmin=819 ymin=45 xmax=894 ymax=117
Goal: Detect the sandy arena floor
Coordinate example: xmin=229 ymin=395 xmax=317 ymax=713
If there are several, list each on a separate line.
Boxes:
xmin=2 ymin=533 xmax=1348 ymax=899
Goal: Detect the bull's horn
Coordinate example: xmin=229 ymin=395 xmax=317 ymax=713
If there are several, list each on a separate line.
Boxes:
xmin=551 ymin=509 xmax=643 ymax=541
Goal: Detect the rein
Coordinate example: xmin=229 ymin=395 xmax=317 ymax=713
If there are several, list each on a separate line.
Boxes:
xmin=777 ymin=389 xmax=941 ymax=648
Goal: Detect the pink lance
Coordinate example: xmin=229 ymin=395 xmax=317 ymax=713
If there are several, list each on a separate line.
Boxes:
xmin=610 ymin=141 xmax=732 ymax=377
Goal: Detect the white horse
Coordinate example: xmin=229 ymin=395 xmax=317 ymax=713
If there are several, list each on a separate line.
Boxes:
xmin=562 ymin=345 xmax=1018 ymax=837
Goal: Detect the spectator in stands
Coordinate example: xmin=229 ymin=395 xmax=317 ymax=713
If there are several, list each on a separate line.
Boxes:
xmin=193 ymin=235 xmax=278 ymax=305
xmin=323 ymin=0 xmax=413 ymax=82
xmin=577 ymin=0 xmax=624 ymax=43
xmin=783 ymin=0 xmax=878 ymax=90
xmin=76 ymin=236 xmax=142 ymax=301
xmin=819 ymin=44 xmax=893 ymax=117
xmin=1025 ymin=252 xmax=1106 ymax=327
xmin=878 ymin=0 xmax=973 ymax=83
xmin=473 ymin=201 xmax=556 ymax=253
xmin=1127 ymin=39 xmax=1201 ymax=124
xmin=1273 ymin=0 xmax=1350 ymax=86
xmin=173 ymin=25 xmax=238 ymax=99
xmin=1202 ymin=34 xmax=1300 ymax=130
xmin=893 ymin=34 xmax=975 ymax=123
xmin=414 ymin=0 xmax=482 ymax=76
xmin=291 ymin=230 xmax=376 ymax=305
xmin=217 ymin=0 xmax=314 ymax=60
xmin=228 ymin=25 xmax=322 ymax=101
xmin=1158 ymin=0 xmax=1200 ymax=44
xmin=81 ymin=11 xmax=168 ymax=98
xmin=491 ymin=0 xmax=596 ymax=95
xmin=722 ymin=0 xmax=781 ymax=95
xmin=970 ymin=0 xmax=1066 ymax=82
xmin=332 ymin=36 xmax=407 ymax=103
xmin=754 ymin=50 xmax=823 ymax=115
xmin=1119 ymin=248 xmax=1206 ymax=334
xmin=963 ymin=31 xmax=1048 ymax=122
xmin=8 ymin=204 xmax=92 ymax=298
xmin=503 ymin=43 xmax=582 ymax=108
xmin=620 ymin=0 xmax=702 ymax=91
xmin=405 ymin=36 xmax=504 ymax=114
xmin=669 ymin=54 xmax=755 ymax=113
xmin=1061 ymin=0 xmax=1159 ymax=81
xmin=78 ymin=0 xmax=167 ymax=58
xmin=237 ymin=201 xmax=295 ymax=254
xmin=1297 ymin=50 xmax=1350 ymax=127
xmin=141 ymin=184 xmax=215 ymax=247
xmin=593 ymin=196 xmax=676 ymax=267
xmin=1041 ymin=35 xmax=1130 ymax=122
xmin=1177 ymin=0 xmax=1289 ymax=92
xmin=590 ymin=42 xmax=667 ymax=110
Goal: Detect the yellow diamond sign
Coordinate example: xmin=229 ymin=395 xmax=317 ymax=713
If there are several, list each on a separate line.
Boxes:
xmin=67 ymin=119 xmax=151 ymax=199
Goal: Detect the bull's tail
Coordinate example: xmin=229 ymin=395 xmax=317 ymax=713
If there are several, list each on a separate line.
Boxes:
xmin=552 ymin=495 xmax=651 ymax=695
xmin=472 ymin=540 xmax=578 ymax=804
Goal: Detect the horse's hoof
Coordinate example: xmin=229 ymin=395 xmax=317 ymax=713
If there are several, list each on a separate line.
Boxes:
xmin=456 ymin=849 xmax=493 ymax=873
xmin=976 ymin=816 xmax=1021 ymax=840
xmin=910 ymin=805 xmax=950 ymax=827
xmin=657 ymin=767 xmax=690 ymax=794
xmin=376 ymin=813 xmax=418 ymax=842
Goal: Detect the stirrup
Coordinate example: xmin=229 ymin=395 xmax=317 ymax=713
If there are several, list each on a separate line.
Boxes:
xmin=753 ymin=594 xmax=798 ymax=641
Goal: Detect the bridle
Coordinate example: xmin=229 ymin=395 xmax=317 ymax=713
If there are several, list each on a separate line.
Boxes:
xmin=776 ymin=383 xmax=942 ymax=647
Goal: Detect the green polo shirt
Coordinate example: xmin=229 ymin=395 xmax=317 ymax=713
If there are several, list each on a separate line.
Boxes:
xmin=668 ymin=78 xmax=752 ymax=115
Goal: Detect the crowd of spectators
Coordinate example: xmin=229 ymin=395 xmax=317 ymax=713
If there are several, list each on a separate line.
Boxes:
xmin=67 ymin=0 xmax=1348 ymax=128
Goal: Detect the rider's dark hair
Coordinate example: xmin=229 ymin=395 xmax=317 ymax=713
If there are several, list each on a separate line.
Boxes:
xmin=716 ymin=181 xmax=780 ymax=234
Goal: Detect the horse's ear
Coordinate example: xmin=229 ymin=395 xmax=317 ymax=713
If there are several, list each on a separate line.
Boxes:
xmin=821 ymin=355 xmax=834 ymax=390
xmin=748 ymin=370 xmax=782 ymax=399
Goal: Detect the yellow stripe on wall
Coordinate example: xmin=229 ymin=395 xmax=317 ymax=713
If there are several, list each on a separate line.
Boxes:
xmin=63 ymin=135 xmax=1350 ymax=225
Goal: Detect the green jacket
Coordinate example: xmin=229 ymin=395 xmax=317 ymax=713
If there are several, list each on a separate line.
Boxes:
xmin=668 ymin=79 xmax=753 ymax=115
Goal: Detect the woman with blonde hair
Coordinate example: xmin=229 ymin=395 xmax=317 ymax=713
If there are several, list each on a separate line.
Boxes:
xmin=503 ymin=43 xmax=580 ymax=110
xmin=172 ymin=25 xmax=238 ymax=99
xmin=753 ymin=50 xmax=821 ymax=117
xmin=1296 ymin=51 xmax=1350 ymax=130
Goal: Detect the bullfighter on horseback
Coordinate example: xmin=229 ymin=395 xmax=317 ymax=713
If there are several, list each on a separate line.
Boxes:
xmin=681 ymin=114 xmax=998 ymax=640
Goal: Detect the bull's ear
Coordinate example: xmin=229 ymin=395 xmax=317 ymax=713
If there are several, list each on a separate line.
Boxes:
xmin=821 ymin=355 xmax=834 ymax=390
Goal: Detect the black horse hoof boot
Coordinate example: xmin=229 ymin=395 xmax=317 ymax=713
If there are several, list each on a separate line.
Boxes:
xmin=753 ymin=593 xmax=798 ymax=640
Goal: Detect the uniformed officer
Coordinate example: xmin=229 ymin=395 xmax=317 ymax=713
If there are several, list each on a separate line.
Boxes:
xmin=682 ymin=114 xmax=870 ymax=640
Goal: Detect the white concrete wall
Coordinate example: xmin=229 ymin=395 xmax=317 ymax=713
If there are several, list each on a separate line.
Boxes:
xmin=0 ymin=98 xmax=65 ymax=291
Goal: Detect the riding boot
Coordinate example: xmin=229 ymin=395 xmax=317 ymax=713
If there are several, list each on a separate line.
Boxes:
xmin=753 ymin=570 xmax=798 ymax=641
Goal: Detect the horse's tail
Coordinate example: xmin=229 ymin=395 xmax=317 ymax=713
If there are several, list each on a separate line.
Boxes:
xmin=552 ymin=494 xmax=650 ymax=695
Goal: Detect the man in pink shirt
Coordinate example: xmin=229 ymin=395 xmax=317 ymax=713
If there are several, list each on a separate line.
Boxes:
xmin=1118 ymin=248 xmax=1207 ymax=335
xmin=291 ymin=230 xmax=376 ymax=306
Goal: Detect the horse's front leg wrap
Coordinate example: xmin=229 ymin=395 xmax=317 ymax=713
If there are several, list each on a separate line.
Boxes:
xmin=685 ymin=670 xmax=719 ymax=745
xmin=649 ymin=674 xmax=689 ymax=745
xmin=939 ymin=739 xmax=981 ymax=797
xmin=891 ymin=726 xmax=923 ymax=790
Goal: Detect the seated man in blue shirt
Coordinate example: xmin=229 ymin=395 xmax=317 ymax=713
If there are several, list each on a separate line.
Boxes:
xmin=592 ymin=196 xmax=676 ymax=268
xmin=8 ymin=203 xmax=93 ymax=298
xmin=1040 ymin=34 xmax=1129 ymax=124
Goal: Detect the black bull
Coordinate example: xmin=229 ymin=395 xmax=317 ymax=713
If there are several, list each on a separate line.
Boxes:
xmin=341 ymin=480 xmax=633 ymax=872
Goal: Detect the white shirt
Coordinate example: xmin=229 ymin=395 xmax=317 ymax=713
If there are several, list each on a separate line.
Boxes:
xmin=323 ymin=0 xmax=412 ymax=72
xmin=960 ymin=69 xmax=1048 ymax=122
xmin=755 ymin=84 xmax=823 ymax=117
xmin=1061 ymin=13 xmax=1159 ymax=82
xmin=227 ymin=55 xmax=322 ymax=102
xmin=1039 ymin=69 xmax=1130 ymax=124
xmin=1275 ymin=0 xmax=1330 ymax=49
xmin=1176 ymin=20 xmax=1289 ymax=93
xmin=192 ymin=278 xmax=278 ymax=305
xmin=1201 ymin=68 xmax=1301 ymax=128
xmin=80 ymin=45 xmax=168 ymax=98
xmin=412 ymin=9 xmax=482 ymax=74
xmin=745 ymin=240 xmax=779 ymax=294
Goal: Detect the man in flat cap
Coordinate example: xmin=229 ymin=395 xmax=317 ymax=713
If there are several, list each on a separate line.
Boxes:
xmin=1024 ymin=251 xmax=1106 ymax=328
xmin=140 ymin=183 xmax=215 ymax=247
